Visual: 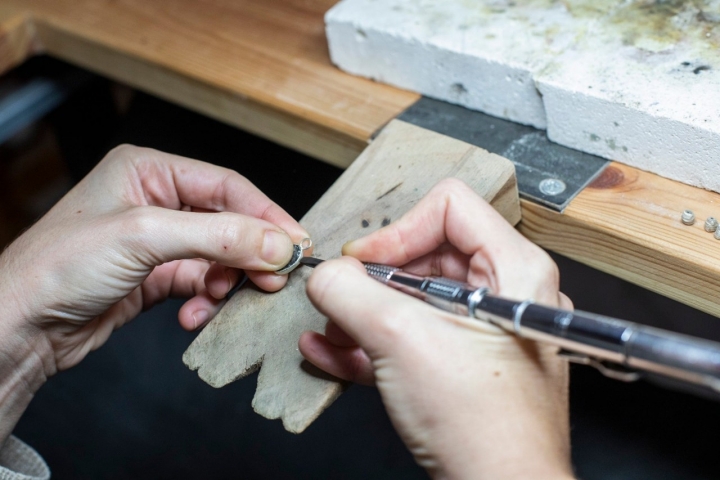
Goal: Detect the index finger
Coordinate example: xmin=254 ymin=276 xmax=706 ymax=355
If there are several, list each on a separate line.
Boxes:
xmin=342 ymin=178 xmax=523 ymax=266
xmin=121 ymin=146 xmax=309 ymax=242
xmin=343 ymin=178 xmax=561 ymax=304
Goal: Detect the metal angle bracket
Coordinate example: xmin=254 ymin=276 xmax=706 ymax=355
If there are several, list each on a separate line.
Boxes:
xmin=397 ymin=97 xmax=609 ymax=211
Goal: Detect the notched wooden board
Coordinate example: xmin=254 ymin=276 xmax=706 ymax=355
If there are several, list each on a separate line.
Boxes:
xmin=183 ymin=119 xmax=521 ymax=433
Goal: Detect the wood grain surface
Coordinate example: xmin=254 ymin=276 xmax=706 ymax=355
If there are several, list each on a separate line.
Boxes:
xmin=1 ymin=0 xmax=719 ymax=317
xmin=183 ymin=120 xmax=521 ymax=432
xmin=522 ymin=163 xmax=720 ymax=318
xmin=0 ymin=0 xmax=419 ymax=167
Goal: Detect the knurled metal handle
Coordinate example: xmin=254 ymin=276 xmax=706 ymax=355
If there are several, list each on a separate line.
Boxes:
xmin=364 ymin=263 xmax=400 ymax=284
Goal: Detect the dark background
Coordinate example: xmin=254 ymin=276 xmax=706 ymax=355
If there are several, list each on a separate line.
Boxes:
xmin=5 ymin=58 xmax=720 ymax=479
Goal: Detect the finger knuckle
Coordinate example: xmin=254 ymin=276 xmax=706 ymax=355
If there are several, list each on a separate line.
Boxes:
xmin=373 ymin=305 xmax=415 ymax=343
xmin=105 ymin=144 xmax=143 ymax=163
xmin=534 ymin=252 xmax=560 ymax=285
xmin=209 ymin=213 xmax=250 ymax=255
xmin=518 ymin=243 xmax=558 ymax=281
xmin=435 ymin=177 xmax=469 ymax=193
xmin=430 ymin=178 xmax=481 ymax=211
xmin=109 ymin=143 xmax=139 ymax=156
xmin=523 ymin=250 xmax=562 ymax=304
xmin=122 ymin=207 xmax=158 ymax=237
xmin=104 ymin=145 xmax=163 ymax=176
xmin=210 ymin=170 xmax=243 ymax=211
xmin=344 ymin=351 xmax=369 ymax=383
xmin=118 ymin=207 xmax=162 ymax=261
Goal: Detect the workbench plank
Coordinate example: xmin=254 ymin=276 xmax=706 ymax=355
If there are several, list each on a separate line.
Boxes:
xmin=0 ymin=0 xmax=419 ymax=166
xmin=1 ymin=0 xmax=719 ymax=318
xmin=0 ymin=7 xmax=39 ymax=70
xmin=521 ymin=163 xmax=720 ymax=318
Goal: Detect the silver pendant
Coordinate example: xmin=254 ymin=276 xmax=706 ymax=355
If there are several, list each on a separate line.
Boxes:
xmin=275 ymin=238 xmax=313 ymax=275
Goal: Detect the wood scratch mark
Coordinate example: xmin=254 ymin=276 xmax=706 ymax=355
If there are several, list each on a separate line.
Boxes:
xmin=376 ymin=182 xmax=403 ymax=201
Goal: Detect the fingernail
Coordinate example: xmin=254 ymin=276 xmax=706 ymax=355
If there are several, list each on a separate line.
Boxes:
xmin=193 ymin=310 xmax=209 ymax=329
xmin=262 ymin=230 xmax=292 ymax=266
xmin=341 ymin=240 xmax=356 ymax=255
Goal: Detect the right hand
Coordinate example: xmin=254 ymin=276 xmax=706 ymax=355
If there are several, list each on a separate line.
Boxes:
xmin=300 ymin=179 xmax=574 ymax=479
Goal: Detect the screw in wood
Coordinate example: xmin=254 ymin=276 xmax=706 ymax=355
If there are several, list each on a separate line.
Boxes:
xmin=681 ymin=210 xmax=695 ymax=225
xmin=538 ymin=178 xmax=566 ymax=196
xmin=705 ymin=217 xmax=719 ymax=232
xmin=715 ymin=229 xmax=720 ymax=240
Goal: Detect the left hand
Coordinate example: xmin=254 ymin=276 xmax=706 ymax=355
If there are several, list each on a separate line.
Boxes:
xmin=0 ymin=145 xmax=307 ymax=441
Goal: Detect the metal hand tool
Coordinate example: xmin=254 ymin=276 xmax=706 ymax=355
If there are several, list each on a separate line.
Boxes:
xmin=300 ymin=257 xmax=720 ymax=393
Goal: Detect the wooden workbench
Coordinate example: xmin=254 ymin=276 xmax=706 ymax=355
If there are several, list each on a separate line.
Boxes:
xmin=1 ymin=0 xmax=719 ymax=317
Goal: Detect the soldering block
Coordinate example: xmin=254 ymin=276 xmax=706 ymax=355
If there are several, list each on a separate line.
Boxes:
xmin=326 ymin=0 xmax=720 ymax=192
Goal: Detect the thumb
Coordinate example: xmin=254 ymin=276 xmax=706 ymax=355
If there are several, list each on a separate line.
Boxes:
xmin=306 ymin=257 xmax=433 ymax=358
xmin=120 ymin=206 xmax=295 ymax=270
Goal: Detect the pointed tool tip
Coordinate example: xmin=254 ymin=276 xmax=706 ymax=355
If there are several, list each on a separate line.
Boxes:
xmin=299 ymin=256 xmax=324 ymax=268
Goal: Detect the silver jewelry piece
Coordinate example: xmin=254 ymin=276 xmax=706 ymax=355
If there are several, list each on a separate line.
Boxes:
xmin=275 ymin=237 xmax=313 ymax=275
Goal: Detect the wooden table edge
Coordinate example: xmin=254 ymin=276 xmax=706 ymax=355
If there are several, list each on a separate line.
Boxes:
xmin=2 ymin=8 xmax=719 ymax=318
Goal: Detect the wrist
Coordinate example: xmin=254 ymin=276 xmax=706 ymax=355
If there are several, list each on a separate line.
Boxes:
xmin=0 ymin=262 xmax=55 ymax=441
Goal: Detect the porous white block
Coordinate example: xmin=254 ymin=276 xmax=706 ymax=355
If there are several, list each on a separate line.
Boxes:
xmin=325 ymin=0 xmax=574 ymax=129
xmin=537 ymin=10 xmax=720 ymax=192
xmin=326 ymin=0 xmax=720 ymax=192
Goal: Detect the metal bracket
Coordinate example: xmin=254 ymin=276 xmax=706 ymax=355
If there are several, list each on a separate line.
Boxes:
xmin=397 ymin=97 xmax=609 ymax=211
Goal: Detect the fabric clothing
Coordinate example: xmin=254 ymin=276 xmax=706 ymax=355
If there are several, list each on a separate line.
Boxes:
xmin=0 ymin=437 xmax=49 ymax=480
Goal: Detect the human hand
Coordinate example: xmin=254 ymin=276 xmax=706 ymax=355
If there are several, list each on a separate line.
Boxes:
xmin=299 ymin=179 xmax=573 ymax=479
xmin=0 ymin=146 xmax=306 ymax=436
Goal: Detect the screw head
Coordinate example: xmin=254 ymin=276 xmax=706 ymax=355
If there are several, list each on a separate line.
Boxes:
xmin=715 ymin=229 xmax=720 ymax=240
xmin=705 ymin=217 xmax=719 ymax=232
xmin=539 ymin=178 xmax=566 ymax=196
xmin=681 ymin=209 xmax=696 ymax=225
